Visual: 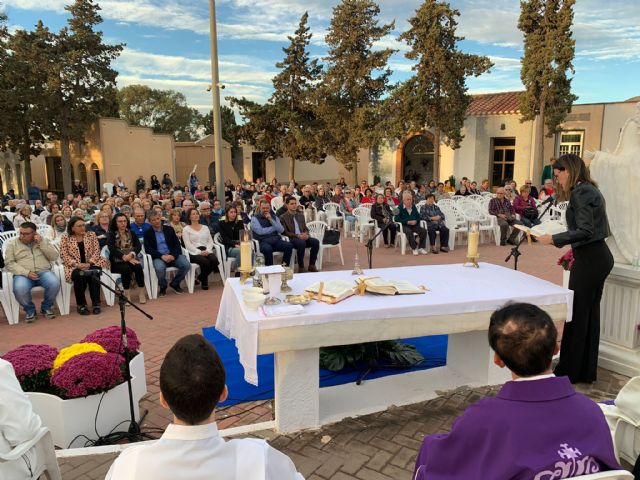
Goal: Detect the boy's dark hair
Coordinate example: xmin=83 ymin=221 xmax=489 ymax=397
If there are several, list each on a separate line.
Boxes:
xmin=488 ymin=303 xmax=557 ymax=377
xmin=20 ymin=221 xmax=37 ymax=231
xmin=426 ymin=193 xmax=435 ymax=200
xmin=160 ymin=334 xmax=226 ymax=425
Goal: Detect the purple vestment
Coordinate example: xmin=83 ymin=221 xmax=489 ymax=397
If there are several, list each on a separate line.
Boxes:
xmin=413 ymin=377 xmax=621 ymax=479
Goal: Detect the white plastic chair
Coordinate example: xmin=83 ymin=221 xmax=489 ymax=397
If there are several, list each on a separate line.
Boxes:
xmin=0 ymin=427 xmax=62 ymax=480
xmin=213 ymin=233 xmax=235 ymax=283
xmin=570 ymin=472 xmax=633 ymax=479
xmin=2 ymin=211 xmax=16 ymax=223
xmin=103 ymin=182 xmax=114 ymax=195
xmin=37 ymin=224 xmax=53 ymax=238
xmin=323 ymin=202 xmax=344 ymax=232
xmin=0 ymin=271 xmax=15 ymax=324
xmin=307 ymin=221 xmax=344 ymax=270
xmin=438 ymin=204 xmax=467 ymax=251
xmin=270 ymin=196 xmax=284 ymax=212
xmin=353 ymin=206 xmax=375 ymax=243
xmin=2 ymin=240 xmax=66 ymax=323
xmin=458 ymin=202 xmax=501 ymax=247
xmin=145 ymin=247 xmax=197 ymax=299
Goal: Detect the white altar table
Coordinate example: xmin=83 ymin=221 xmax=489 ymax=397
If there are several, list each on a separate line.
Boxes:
xmin=216 ymin=263 xmax=573 ymax=433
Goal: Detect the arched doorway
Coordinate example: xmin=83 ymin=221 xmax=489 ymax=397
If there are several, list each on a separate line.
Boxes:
xmin=91 ymin=163 xmax=100 ymax=194
xmin=401 ymin=135 xmax=434 ymax=183
xmin=208 ymin=162 xmax=216 ymax=185
xmin=78 ymin=163 xmax=88 ymax=188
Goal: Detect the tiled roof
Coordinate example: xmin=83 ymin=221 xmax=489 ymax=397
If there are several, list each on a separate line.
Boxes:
xmin=467 ymin=91 xmax=523 ymax=116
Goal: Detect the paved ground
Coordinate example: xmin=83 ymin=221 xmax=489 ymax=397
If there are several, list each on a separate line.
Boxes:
xmin=1 ymin=237 xmax=631 ymax=478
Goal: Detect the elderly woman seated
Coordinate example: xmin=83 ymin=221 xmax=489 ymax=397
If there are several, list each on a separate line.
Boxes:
xmin=370 ymin=193 xmax=397 ymax=248
xmin=59 ymin=216 xmax=109 ymax=315
xmin=513 ymin=185 xmax=541 ymax=230
xmin=394 ymin=191 xmax=428 ymax=255
xmin=12 ymin=204 xmax=40 ymax=229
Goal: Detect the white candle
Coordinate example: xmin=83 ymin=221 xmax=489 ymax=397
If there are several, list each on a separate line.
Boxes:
xmin=468 ymin=231 xmax=479 ymax=257
xmin=240 ymin=241 xmax=251 ymax=270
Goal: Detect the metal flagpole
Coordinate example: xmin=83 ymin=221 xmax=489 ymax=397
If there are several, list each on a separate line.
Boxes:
xmin=208 ymin=0 xmax=225 ymax=208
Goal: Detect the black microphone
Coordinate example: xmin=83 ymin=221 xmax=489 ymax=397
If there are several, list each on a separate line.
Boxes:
xmin=540 ymin=195 xmax=555 ymax=205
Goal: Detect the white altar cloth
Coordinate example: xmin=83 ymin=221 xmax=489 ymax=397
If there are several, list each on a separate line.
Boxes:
xmin=216 ymin=263 xmax=573 ymax=386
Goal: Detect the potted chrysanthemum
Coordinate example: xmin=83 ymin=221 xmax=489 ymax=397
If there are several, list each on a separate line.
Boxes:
xmin=557 ymin=249 xmax=574 ymax=289
xmin=2 ymin=327 xmax=146 ymax=449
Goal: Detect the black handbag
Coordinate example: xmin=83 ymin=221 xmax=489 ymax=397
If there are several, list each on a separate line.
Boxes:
xmin=523 ymin=206 xmax=539 ymax=220
xmin=322 ymin=229 xmax=340 ymax=245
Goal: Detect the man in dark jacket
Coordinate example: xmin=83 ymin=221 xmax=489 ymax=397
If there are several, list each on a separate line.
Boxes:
xmin=279 ymin=196 xmax=319 ymax=272
xmin=144 ymin=211 xmax=191 ymax=296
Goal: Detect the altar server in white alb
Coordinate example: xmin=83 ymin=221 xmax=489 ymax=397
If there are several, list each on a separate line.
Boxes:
xmin=105 ymin=334 xmax=304 ymax=480
xmin=0 ymin=358 xmax=43 ymax=480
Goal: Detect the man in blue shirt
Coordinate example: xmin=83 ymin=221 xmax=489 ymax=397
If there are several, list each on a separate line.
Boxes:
xmin=143 ymin=211 xmax=191 ymax=296
xmin=250 ymin=200 xmax=292 ymax=266
xmin=130 ymin=209 xmax=151 ymax=240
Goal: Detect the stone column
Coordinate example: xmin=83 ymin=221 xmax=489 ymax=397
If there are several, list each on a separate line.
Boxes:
xmin=599 ymin=264 xmax=640 ymax=377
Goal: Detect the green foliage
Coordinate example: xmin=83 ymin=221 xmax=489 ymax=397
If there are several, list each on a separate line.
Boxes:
xmin=44 ymin=0 xmax=123 ymax=194
xmin=320 ymin=341 xmax=424 ymax=372
xmin=317 ymin=0 xmax=395 ymax=175
xmin=200 ymin=106 xmax=239 ymax=147
xmin=229 ymin=12 xmax=325 ymax=179
xmin=117 ymin=84 xmax=201 ymax=141
xmin=519 ymin=0 xmax=577 ymax=136
xmin=384 ymin=0 xmax=492 ymax=151
xmin=448 ymin=175 xmax=456 ymax=187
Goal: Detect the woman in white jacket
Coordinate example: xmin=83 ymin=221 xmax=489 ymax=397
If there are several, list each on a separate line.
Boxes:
xmin=182 ymin=207 xmax=219 ymax=290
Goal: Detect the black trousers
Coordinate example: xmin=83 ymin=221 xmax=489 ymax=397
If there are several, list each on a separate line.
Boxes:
xmin=110 ymin=261 xmax=145 ymax=289
xmin=71 ymin=269 xmax=101 ymax=306
xmin=555 ymin=240 xmax=613 ymax=383
xmin=376 ymin=221 xmax=397 ymax=245
xmin=426 ymin=222 xmax=450 ymax=248
xmin=403 ymin=224 xmax=427 ymax=249
xmin=189 ymin=253 xmax=219 ymax=286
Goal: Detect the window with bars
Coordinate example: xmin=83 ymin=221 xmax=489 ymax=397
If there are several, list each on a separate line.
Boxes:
xmin=558 ymin=131 xmax=584 ymax=157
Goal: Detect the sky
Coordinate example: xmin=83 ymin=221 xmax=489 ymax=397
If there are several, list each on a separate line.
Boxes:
xmin=3 ymin=0 xmax=639 ymax=113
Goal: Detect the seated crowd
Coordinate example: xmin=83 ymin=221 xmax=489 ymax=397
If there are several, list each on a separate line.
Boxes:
xmin=0 ymin=172 xmax=554 ymax=321
xmin=1 ymin=303 xmax=634 ymax=479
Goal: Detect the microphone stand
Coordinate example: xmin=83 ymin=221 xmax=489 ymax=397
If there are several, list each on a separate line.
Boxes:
xmin=366 ymin=221 xmax=393 ymax=269
xmin=537 ymin=197 xmax=555 ymax=222
xmin=504 ymin=231 xmax=528 ymax=271
xmin=89 ymin=272 xmax=155 ymax=444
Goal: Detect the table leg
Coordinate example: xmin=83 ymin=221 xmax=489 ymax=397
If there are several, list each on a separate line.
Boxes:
xmin=447 ymin=330 xmax=509 ymax=385
xmin=274 ymin=348 xmax=320 ymax=433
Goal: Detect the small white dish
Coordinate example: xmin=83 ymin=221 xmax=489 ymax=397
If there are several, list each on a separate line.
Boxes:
xmin=244 ymin=293 xmax=266 ymax=310
xmin=242 ymin=287 xmax=264 ymax=298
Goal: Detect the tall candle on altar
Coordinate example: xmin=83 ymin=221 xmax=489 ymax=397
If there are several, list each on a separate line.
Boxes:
xmin=467 ymin=221 xmax=479 ymax=257
xmin=240 ymin=229 xmax=251 ymax=270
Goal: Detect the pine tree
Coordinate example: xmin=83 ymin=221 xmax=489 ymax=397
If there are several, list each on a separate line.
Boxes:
xmin=229 ymin=12 xmax=325 ymax=181
xmin=200 ymin=106 xmax=239 ymax=147
xmin=46 ymin=0 xmax=123 ymax=194
xmin=318 ymin=0 xmax=395 ymax=183
xmin=0 ymin=11 xmax=10 ymax=149
xmin=1 ymin=23 xmax=55 ymax=186
xmin=387 ymin=0 xmax=492 ymax=180
xmin=519 ymin=0 xmax=577 ymax=168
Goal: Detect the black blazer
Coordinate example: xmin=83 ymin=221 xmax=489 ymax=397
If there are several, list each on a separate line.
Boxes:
xmin=552 ymin=183 xmax=609 ymax=249
xmin=218 ymin=219 xmax=244 ymax=252
xmin=143 ymin=225 xmax=183 ymax=259
xmin=370 ymin=203 xmax=394 ymax=227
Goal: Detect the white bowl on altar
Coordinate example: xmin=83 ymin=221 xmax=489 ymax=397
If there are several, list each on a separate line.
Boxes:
xmin=244 ymin=293 xmax=266 ymax=310
xmin=242 ymin=287 xmax=264 ymax=299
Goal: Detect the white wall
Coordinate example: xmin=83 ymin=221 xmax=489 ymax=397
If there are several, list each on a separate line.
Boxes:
xmin=602 ymin=102 xmax=638 ymax=153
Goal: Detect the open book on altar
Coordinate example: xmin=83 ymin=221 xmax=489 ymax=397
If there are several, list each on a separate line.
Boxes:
xmin=514 ymin=220 xmax=567 ymax=238
xmin=359 ymin=276 xmax=426 ymax=295
xmin=305 ymin=280 xmax=356 ymax=304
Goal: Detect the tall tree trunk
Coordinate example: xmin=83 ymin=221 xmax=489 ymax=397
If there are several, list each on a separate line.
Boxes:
xmin=534 ymin=102 xmax=545 ymax=175
xmin=19 ymin=143 xmax=33 ymax=187
xmin=433 ymin=128 xmax=441 ymax=181
xmin=288 ymin=157 xmax=295 ymax=182
xmin=60 ymin=136 xmax=73 ymax=195
xmin=353 ymin=157 xmax=359 ymax=187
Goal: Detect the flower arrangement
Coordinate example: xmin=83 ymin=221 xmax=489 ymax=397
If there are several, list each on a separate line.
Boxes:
xmin=2 ymin=326 xmax=141 ymax=400
xmin=1 ymin=344 xmax=59 ymax=393
xmin=51 ymin=351 xmax=124 ymax=399
xmin=81 ymin=326 xmax=140 ymax=355
xmin=557 ymin=249 xmax=574 ymax=271
xmin=53 ymin=342 xmax=106 ymax=371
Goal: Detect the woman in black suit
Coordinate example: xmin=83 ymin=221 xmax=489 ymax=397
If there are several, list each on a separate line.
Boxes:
xmin=370 ymin=194 xmax=397 ymax=248
xmin=538 ymin=154 xmax=613 ymax=384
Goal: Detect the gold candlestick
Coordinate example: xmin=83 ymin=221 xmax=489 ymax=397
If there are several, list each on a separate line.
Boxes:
xmin=463 ymin=254 xmax=480 ymax=268
xmin=238 ymin=266 xmax=254 ymax=283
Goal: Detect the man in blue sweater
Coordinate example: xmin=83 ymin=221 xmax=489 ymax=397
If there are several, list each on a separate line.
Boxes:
xmin=250 ymin=200 xmax=292 ymax=266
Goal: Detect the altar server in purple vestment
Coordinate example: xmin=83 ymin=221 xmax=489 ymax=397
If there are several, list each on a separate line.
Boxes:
xmin=413 ymin=303 xmax=621 ymax=480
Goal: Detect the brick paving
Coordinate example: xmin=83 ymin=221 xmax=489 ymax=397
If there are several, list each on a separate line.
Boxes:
xmin=1 ymin=239 xmax=632 ymax=478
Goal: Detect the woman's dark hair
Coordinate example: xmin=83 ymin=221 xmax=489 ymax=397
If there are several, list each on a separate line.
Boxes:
xmin=160 ymin=334 xmax=226 ymax=424
xmin=225 ymin=204 xmax=237 ymax=218
xmin=109 ymin=212 xmax=130 ymax=232
xmin=151 ymin=175 xmax=158 ymax=181
xmin=488 ymin=303 xmax=557 ymax=377
xmin=364 ymin=188 xmax=373 ymax=196
xmin=163 ymin=173 xmax=170 ymax=179
xmin=552 ymin=154 xmax=597 ymax=202
xmin=185 ymin=208 xmax=199 ymax=224
xmin=66 ymin=216 xmax=84 ymax=236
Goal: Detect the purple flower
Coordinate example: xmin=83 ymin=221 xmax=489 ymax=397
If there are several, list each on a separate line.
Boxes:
xmin=51 ymin=351 xmax=125 ymax=399
xmin=557 ymin=249 xmax=574 ymax=271
xmin=1 ymin=344 xmax=59 ymax=392
xmin=81 ymin=326 xmax=141 ymax=355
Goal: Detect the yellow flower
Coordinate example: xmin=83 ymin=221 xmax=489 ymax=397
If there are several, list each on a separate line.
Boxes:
xmin=53 ymin=343 xmax=106 ymax=371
